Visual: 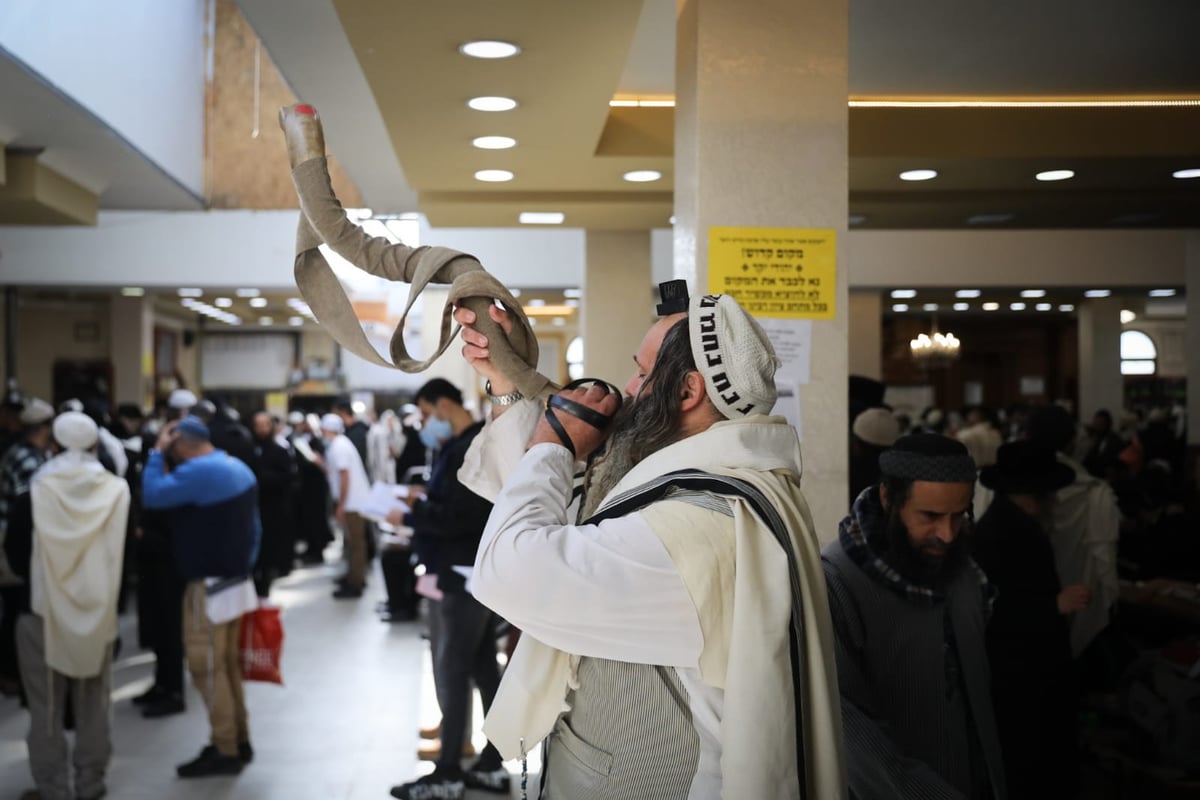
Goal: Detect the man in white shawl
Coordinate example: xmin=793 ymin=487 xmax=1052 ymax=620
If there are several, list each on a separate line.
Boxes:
xmin=16 ymin=412 xmax=130 ymax=800
xmin=446 ymin=290 xmax=845 ymax=800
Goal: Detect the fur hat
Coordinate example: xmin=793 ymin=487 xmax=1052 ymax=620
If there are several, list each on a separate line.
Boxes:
xmin=688 ymin=294 xmax=780 ymax=419
xmin=53 ymin=412 xmax=98 ymax=451
xmin=853 ymin=408 xmax=901 ymax=448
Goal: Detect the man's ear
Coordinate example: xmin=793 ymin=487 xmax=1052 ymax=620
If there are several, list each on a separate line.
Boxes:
xmin=680 ymin=371 xmax=707 ymax=413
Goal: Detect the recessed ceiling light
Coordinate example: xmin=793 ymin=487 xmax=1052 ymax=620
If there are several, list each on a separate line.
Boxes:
xmin=475 ymin=169 xmax=514 ymax=182
xmin=967 ymin=213 xmax=1014 ymax=225
xmin=215 ymin=297 xmax=233 ymax=308
xmin=288 ymin=316 xmax=305 ymax=326
xmin=1172 ymin=168 xmax=1200 ymax=179
xmin=563 ymin=289 xmax=582 ymax=299
xmin=458 ymin=40 xmax=521 ymax=59
xmin=1084 ymin=289 xmax=1111 ymax=298
xmin=1036 ymin=169 xmax=1075 ymax=181
xmin=953 ymin=303 xmax=969 ymax=311
xmin=899 ymin=169 xmax=938 ymax=181
xmin=178 ymin=288 xmax=203 ymax=297
xmin=892 ymin=304 xmax=909 ymax=312
xmin=848 ymin=215 xmax=867 ymax=225
xmin=1059 ymin=304 xmax=1075 ymax=312
xmin=1020 ymin=289 xmax=1046 ymax=298
xmin=1120 ymin=309 xmax=1136 ymax=324
xmin=923 ymin=303 xmax=939 ymax=311
xmin=623 ymin=170 xmax=662 ymax=183
xmin=472 ymin=136 xmax=517 ymax=150
xmin=956 ymin=289 xmax=981 ymax=298
xmin=518 ymin=212 xmax=564 ymax=224
xmin=235 ymin=288 xmax=260 ymax=298
xmin=1036 ymin=303 xmax=1052 ymax=311
xmin=258 ymin=317 xmax=273 ymax=326
xmin=891 ymin=289 xmax=917 ymax=299
xmin=121 ymin=287 xmax=145 ymax=297
xmin=982 ymin=302 xmax=1000 ymax=311
xmin=249 ymin=297 xmax=269 ymax=308
xmin=528 ymin=299 xmax=546 ymax=307
xmin=552 ymin=317 xmax=566 ymax=327
xmin=1148 ymin=289 xmax=1176 ymax=297
xmin=468 ymin=96 xmax=518 ymax=112
xmin=565 ymin=299 xmax=580 ymax=307
xmin=1010 ymin=302 xmax=1026 ymax=311
xmin=180 ymin=298 xmax=198 ymax=308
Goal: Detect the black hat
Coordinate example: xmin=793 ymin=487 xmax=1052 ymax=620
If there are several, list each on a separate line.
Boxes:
xmin=979 ymin=440 xmax=1075 ymax=495
xmin=879 ymin=433 xmax=978 ymax=483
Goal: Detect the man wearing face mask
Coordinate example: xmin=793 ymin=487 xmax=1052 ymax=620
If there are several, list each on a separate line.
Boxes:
xmin=386 ymin=379 xmax=508 ymax=799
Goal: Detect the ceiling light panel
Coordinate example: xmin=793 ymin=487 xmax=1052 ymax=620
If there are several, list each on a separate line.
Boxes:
xmin=892 ymin=304 xmax=909 ymax=312
xmin=1020 ymin=289 xmax=1046 ymax=298
xmin=623 ymin=170 xmax=662 ymax=183
xmin=458 ymin=41 xmax=520 ymax=59
xmin=235 ymin=288 xmax=261 ymax=297
xmin=475 ymin=169 xmax=514 ymax=182
xmin=890 ymin=289 xmax=917 ymax=299
xmin=468 ymin=96 xmax=518 ymax=112
xmin=1148 ymin=289 xmax=1176 ymax=297
xmin=1084 ymin=289 xmax=1111 ymax=298
xmin=472 ymin=136 xmax=516 ymax=150
xmin=1035 ymin=170 xmax=1075 ymax=181
xmin=1172 ymin=168 xmax=1200 ymax=179
xmin=519 ymin=212 xmax=564 ymax=224
xmin=982 ymin=302 xmax=999 ymax=311
xmin=899 ymin=169 xmax=937 ymax=181
xmin=953 ymin=303 xmax=969 ymax=311
xmin=956 ymin=289 xmax=981 ymax=298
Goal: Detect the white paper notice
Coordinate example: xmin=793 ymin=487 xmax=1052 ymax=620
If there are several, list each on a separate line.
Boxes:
xmin=758 ymin=318 xmax=813 ymax=385
xmin=360 ymin=481 xmax=410 ymax=523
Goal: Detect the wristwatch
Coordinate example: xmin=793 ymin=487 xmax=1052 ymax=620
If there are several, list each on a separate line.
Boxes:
xmin=485 ymin=380 xmax=524 ymax=406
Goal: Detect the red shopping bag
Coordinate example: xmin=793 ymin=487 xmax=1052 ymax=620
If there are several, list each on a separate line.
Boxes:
xmin=239 ymin=604 xmax=284 ymax=684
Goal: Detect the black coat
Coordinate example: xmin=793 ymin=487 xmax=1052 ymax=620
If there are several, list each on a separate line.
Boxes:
xmin=972 ymin=495 xmax=1078 ymax=798
xmin=250 ymin=436 xmax=298 ymax=573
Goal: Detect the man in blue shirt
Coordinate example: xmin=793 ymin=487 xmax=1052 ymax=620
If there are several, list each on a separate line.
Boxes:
xmin=143 ymin=416 xmax=260 ymax=779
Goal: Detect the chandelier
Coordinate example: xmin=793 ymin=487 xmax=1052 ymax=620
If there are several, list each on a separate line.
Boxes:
xmin=910 ymin=319 xmax=961 ymax=367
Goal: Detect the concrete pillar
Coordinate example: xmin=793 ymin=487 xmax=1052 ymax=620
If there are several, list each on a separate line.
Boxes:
xmin=1077 ymin=296 xmax=1124 ymax=423
xmin=582 ymin=231 xmax=653 ymax=387
xmin=848 ymin=291 xmax=883 ymax=381
xmin=109 ymin=295 xmax=154 ymax=409
xmin=675 ymin=0 xmax=849 ymax=538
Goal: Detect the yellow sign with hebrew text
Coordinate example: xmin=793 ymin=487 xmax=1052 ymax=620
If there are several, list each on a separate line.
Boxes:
xmin=708 ymin=227 xmax=836 ymax=319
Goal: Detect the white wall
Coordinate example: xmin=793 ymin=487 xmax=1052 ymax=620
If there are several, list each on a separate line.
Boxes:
xmin=418 ymin=221 xmax=586 ymax=288
xmin=0 ymin=0 xmax=206 ymax=194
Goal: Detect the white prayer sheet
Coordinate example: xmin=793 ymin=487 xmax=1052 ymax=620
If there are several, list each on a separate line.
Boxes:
xmin=359 ymin=481 xmax=410 ymax=523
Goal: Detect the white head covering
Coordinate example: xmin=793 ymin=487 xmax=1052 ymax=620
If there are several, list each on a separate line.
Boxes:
xmin=320 ymin=413 xmax=345 ymax=434
xmin=687 ymin=294 xmax=780 ymax=419
xmin=287 ymin=411 xmax=306 ymax=425
xmin=167 ymin=389 xmax=198 ymax=410
xmin=19 ymin=398 xmax=54 ymax=426
xmin=53 ymin=412 xmax=98 ymax=452
xmin=852 ymin=408 xmax=901 ymax=448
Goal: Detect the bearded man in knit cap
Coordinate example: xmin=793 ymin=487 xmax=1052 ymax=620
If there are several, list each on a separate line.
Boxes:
xmin=18 ymin=412 xmax=130 ymax=800
xmin=823 ymin=434 xmax=1006 ymax=799
xmin=439 ymin=291 xmax=844 ymax=800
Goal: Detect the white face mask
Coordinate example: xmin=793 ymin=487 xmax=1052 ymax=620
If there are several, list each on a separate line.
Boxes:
xmin=419 ymin=416 xmax=453 ymax=448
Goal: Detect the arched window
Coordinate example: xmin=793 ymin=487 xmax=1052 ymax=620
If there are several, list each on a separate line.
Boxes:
xmin=1120 ymin=330 xmax=1157 ymax=376
xmin=566 ymin=336 xmax=584 ymax=380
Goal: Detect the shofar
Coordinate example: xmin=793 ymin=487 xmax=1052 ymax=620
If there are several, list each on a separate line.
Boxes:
xmin=279 ymin=103 xmax=555 ymax=402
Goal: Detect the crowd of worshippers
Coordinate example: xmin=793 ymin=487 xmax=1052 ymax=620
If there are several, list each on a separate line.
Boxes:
xmin=2 ymin=284 xmax=1197 ymax=799
xmin=0 ymin=385 xmax=443 ymax=795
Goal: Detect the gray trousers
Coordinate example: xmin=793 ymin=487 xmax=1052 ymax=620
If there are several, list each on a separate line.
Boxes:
xmin=16 ymin=614 xmax=112 ymax=800
xmin=432 ymin=591 xmax=499 ymax=769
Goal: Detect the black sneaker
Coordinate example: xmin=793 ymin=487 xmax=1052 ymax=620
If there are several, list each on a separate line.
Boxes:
xmin=389 ymin=768 xmax=465 ymax=800
xmin=238 ymin=741 xmax=254 ymax=763
xmin=141 ymin=694 xmax=185 ymax=718
xmin=463 ymin=765 xmax=511 ymax=794
xmin=176 ymin=745 xmax=244 ymax=778
xmin=332 ymin=586 xmax=363 ymax=599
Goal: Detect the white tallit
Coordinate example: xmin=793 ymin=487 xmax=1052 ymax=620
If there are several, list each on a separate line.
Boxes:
xmin=29 ymin=451 xmax=130 ymax=678
xmin=473 ymin=414 xmax=846 ymax=799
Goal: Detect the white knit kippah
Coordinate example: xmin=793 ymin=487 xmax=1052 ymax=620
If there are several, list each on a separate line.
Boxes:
xmin=320 ymin=413 xmax=345 ymax=434
xmin=168 ymin=389 xmax=197 ymax=410
xmin=53 ymin=411 xmax=98 ymax=451
xmin=688 ymin=294 xmax=780 ymax=419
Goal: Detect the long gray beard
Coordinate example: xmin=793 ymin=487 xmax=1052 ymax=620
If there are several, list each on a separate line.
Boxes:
xmin=579 ymin=430 xmax=640 ymax=521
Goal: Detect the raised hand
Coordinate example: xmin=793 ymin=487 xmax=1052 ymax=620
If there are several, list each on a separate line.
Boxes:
xmin=454 ymin=304 xmax=517 ymax=395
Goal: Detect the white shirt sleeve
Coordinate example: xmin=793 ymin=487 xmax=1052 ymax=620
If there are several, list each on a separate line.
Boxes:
xmin=472 ymin=443 xmax=705 ymax=669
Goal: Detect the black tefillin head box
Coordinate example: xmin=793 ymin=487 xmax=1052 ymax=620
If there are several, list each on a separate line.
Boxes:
xmin=656 ymin=280 xmax=690 ymax=317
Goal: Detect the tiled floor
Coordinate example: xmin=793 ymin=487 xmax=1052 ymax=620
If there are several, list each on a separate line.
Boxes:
xmin=0 ymin=561 xmax=531 ymax=799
